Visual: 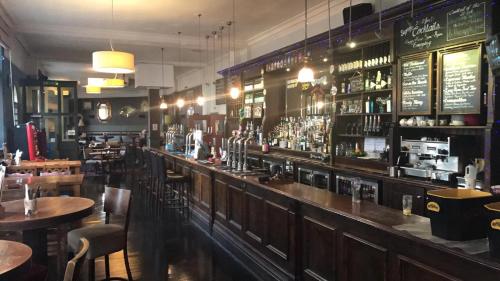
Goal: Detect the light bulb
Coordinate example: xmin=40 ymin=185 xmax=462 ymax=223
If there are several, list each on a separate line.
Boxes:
xmin=230 ymin=87 xmax=240 ymax=99
xmin=196 ymin=96 xmax=206 ymax=106
xmin=297 ymin=66 xmax=314 ymax=83
xmin=347 ymin=41 xmax=357 ymax=48
xmin=176 ymin=98 xmax=185 ymax=108
xmin=323 ymin=57 xmax=328 ymax=62
xmin=286 ymin=68 xmax=291 ymax=72
xmin=160 ymin=101 xmax=168 ymax=109
xmin=317 ymin=101 xmax=325 ymax=109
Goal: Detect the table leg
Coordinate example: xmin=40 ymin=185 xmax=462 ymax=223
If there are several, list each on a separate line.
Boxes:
xmin=23 ymin=228 xmax=48 ymax=265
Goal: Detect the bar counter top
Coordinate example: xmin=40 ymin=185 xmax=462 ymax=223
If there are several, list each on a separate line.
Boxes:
xmin=153 ymin=148 xmax=500 ymax=280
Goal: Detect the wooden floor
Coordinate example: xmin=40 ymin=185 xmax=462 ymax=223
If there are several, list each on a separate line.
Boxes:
xmin=79 ymin=173 xmax=258 ymax=281
xmin=0 ymin=171 xmax=258 ymax=281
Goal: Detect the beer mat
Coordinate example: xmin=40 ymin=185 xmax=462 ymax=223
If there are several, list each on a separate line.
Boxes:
xmin=393 ymin=219 xmax=489 ymax=255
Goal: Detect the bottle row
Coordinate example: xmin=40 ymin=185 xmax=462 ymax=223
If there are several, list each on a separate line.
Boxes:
xmin=337 ymin=54 xmax=391 ymax=73
xmin=338 ymin=95 xmax=392 ymax=115
xmin=338 ymin=69 xmax=392 ymax=95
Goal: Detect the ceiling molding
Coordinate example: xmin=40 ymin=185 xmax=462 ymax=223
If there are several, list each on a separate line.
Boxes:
xmin=247 ymin=0 xmax=348 ymax=47
xmin=15 ymin=23 xmax=246 ymax=50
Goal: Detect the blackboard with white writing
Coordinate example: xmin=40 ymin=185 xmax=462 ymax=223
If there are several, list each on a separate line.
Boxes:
xmin=396 ymin=0 xmax=486 ymax=55
xmin=440 ymin=47 xmax=481 ymax=114
xmin=401 ymin=57 xmax=431 ymax=114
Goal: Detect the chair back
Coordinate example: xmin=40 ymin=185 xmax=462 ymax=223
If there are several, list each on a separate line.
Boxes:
xmin=104 ymin=186 xmax=132 ymax=228
xmin=7 ymin=166 xmax=36 ymax=177
xmin=63 ymin=238 xmax=89 ymax=281
xmin=0 ymin=166 xmax=6 ymax=201
xmin=41 ymin=165 xmax=71 ymax=176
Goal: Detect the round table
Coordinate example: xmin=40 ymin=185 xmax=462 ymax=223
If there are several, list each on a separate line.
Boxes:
xmin=0 ymin=197 xmax=94 ymax=264
xmin=0 ymin=240 xmax=32 ymax=280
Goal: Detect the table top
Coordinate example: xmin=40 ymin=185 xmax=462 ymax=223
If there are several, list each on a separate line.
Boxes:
xmin=0 ymin=197 xmax=94 ymax=231
xmin=4 ymin=174 xmax=84 ymax=189
xmin=11 ymin=160 xmax=81 ymax=168
xmin=0 ymin=240 xmax=32 ymax=278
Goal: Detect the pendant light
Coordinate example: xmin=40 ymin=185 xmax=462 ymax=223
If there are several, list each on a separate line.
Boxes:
xmin=175 ymin=32 xmax=184 ymax=109
xmin=228 ymin=0 xmax=241 ymax=99
xmin=346 ymin=0 xmax=356 ymax=48
xmin=102 ymin=77 xmax=125 ymax=88
xmin=196 ymin=14 xmax=206 ymax=107
xmin=375 ymin=0 xmax=383 ymax=39
xmin=85 ymin=86 xmax=102 ymax=94
xmin=92 ymin=0 xmax=135 ymax=74
xmin=176 ymin=98 xmax=185 ymax=109
xmin=326 ymin=0 xmax=333 ymax=60
xmin=212 ymin=31 xmax=217 ymax=86
xmin=297 ymin=0 xmax=314 ymax=83
xmin=160 ymin=47 xmax=168 ymax=109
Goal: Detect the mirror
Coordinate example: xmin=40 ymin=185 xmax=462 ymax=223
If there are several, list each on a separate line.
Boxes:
xmin=119 ymin=105 xmax=137 ymax=118
xmin=97 ymin=102 xmax=112 ymax=122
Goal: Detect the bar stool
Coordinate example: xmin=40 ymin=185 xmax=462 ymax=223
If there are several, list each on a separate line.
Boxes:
xmin=162 ymin=164 xmax=190 ymax=217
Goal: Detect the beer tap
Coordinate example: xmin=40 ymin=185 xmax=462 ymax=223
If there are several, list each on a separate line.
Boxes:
xmin=237 ymin=129 xmax=248 ymax=171
xmin=226 ymin=131 xmax=237 ymax=168
xmin=231 ymin=131 xmax=242 ymax=170
xmin=243 ymin=127 xmax=255 ymax=171
xmin=185 ymin=129 xmax=193 ymax=156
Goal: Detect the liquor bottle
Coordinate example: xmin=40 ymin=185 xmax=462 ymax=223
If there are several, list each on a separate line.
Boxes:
xmin=380 ymin=73 xmax=388 ymax=89
xmin=341 ymin=80 xmax=346 ymax=94
xmin=387 ymin=69 xmax=392 ymax=87
xmin=370 ymin=73 xmax=377 ymax=90
xmin=386 ymin=95 xmax=392 ymax=113
xmin=347 ymin=79 xmax=351 ymax=94
xmin=365 ymin=72 xmax=370 ymax=90
xmin=365 ymin=97 xmax=371 ymax=113
xmin=375 ymin=71 xmax=382 ymax=90
xmin=370 ymin=97 xmax=375 ymax=114
xmin=364 ymin=116 xmax=369 ymax=136
xmin=375 ymin=115 xmax=381 ymax=135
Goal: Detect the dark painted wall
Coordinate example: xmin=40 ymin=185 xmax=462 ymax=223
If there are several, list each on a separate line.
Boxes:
xmin=78 ymin=97 xmax=149 ymax=135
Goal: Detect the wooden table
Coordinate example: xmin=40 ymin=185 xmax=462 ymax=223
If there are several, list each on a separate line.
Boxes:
xmin=0 ymin=240 xmax=32 ymax=280
xmin=11 ymin=160 xmax=82 ymax=174
xmin=4 ymin=174 xmax=85 ymax=197
xmin=0 ymin=197 xmax=94 ymax=264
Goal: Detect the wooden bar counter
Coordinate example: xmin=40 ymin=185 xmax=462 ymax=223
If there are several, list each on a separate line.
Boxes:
xmin=153 ymin=148 xmax=500 ymax=281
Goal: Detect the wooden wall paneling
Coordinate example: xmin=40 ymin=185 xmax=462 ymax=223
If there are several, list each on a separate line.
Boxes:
xmin=397 ymin=255 xmax=462 ymax=281
xmin=227 ymin=183 xmax=244 ymax=232
xmin=341 ymin=233 xmax=388 ymax=281
xmin=192 ymin=170 xmax=202 ymax=204
xmin=214 ymin=179 xmax=228 ymax=222
xmin=199 ymin=171 xmax=211 ymax=210
xmin=244 ymin=191 xmax=266 ymax=244
xmin=264 ymin=200 xmax=292 ymax=262
xmin=302 ymin=216 xmax=337 ymax=281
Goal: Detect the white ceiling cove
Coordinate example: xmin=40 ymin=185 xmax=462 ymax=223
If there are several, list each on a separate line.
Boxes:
xmin=1 ymin=0 xmax=323 ymax=81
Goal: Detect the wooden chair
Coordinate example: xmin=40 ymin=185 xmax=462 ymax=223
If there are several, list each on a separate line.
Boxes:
xmin=67 ymin=187 xmax=133 ymax=281
xmin=63 ymin=238 xmax=89 ymax=281
xmin=40 ymin=165 xmax=71 ymax=176
xmin=6 ymin=166 xmax=36 ymax=177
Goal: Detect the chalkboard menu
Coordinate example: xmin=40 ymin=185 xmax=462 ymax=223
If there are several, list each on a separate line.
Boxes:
xmin=396 ymin=0 xmax=486 ymax=55
xmin=400 ymin=56 xmax=431 ymax=115
xmin=440 ymin=47 xmax=481 ymax=114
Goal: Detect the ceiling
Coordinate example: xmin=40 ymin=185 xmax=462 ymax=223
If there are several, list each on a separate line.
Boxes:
xmin=2 ymin=0 xmax=323 ymax=82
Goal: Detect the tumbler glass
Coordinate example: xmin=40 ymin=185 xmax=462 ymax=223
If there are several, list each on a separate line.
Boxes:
xmin=402 ymin=195 xmax=413 ymax=216
xmin=352 ymin=177 xmax=362 ymax=203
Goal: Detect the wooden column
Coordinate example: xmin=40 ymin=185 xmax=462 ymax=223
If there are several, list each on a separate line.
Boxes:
xmin=148 ymin=89 xmax=161 ymax=148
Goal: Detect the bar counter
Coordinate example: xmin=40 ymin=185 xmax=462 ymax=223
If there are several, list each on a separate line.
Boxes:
xmin=153 ymin=148 xmax=500 ymax=281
